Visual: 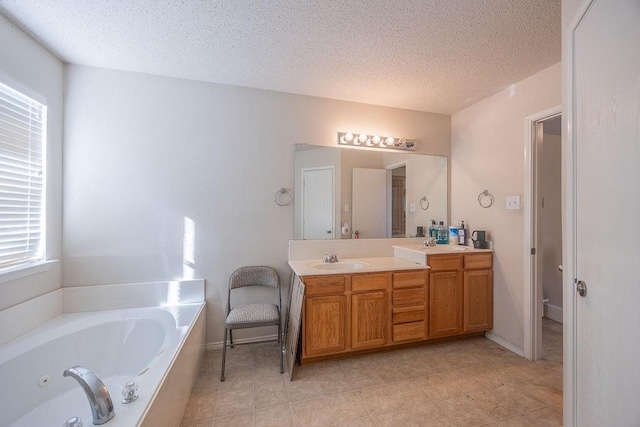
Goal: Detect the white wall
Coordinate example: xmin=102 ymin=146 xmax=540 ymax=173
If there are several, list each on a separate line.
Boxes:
xmin=451 ymin=62 xmax=561 ymax=352
xmin=541 ymin=133 xmax=563 ymax=313
xmin=0 ymin=14 xmax=63 ymax=310
xmin=63 ymin=65 xmax=450 ymax=345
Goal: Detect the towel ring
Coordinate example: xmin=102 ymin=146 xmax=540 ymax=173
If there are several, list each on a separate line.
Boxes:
xmin=419 ymin=196 xmax=429 ymax=210
xmin=275 ymin=188 xmax=292 ymax=206
xmin=478 ymin=190 xmax=494 ymax=208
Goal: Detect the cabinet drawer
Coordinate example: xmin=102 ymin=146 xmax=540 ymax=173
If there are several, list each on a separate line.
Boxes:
xmin=393 ymin=271 xmax=426 ymax=289
xmin=393 ymin=288 xmax=426 ymax=307
xmin=303 ymin=275 xmax=346 ymax=296
xmin=352 ymin=273 xmax=388 ymax=292
xmin=428 ymin=255 xmax=463 ymax=271
xmin=393 ymin=321 xmax=426 ymax=342
xmin=464 ymin=254 xmax=492 ymax=269
xmin=392 ymin=306 xmax=425 ymax=324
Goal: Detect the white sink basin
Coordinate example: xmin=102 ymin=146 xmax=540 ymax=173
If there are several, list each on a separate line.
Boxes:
xmin=308 ymin=261 xmax=369 ymax=271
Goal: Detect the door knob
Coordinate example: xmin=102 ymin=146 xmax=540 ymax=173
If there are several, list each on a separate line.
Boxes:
xmin=326 ymin=230 xmax=332 ymax=234
xmin=576 ymin=280 xmax=587 ymax=297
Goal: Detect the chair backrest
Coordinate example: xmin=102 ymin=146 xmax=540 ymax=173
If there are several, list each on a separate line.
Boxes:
xmin=229 ymin=266 xmax=280 ymax=290
xmin=227 ymin=266 xmax=281 ymax=315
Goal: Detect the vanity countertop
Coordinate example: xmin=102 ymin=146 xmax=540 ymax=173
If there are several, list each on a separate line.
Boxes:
xmin=288 ymin=256 xmax=429 ymax=277
xmin=392 ymin=244 xmax=493 ymax=265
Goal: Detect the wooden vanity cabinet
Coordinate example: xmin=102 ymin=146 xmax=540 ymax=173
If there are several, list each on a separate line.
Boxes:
xmin=426 ymin=252 xmax=493 ymax=337
xmin=299 ymin=255 xmax=491 ymax=363
xmin=391 ymin=270 xmax=428 ymax=343
xmin=463 ymin=254 xmax=493 ymax=332
xmin=303 ymin=275 xmax=347 ymax=357
xmin=428 ymin=256 xmax=463 ymax=338
xmin=351 ymin=273 xmax=389 ymax=349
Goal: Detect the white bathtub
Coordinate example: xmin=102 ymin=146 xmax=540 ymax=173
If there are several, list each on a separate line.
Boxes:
xmin=0 ymin=303 xmax=205 ymax=427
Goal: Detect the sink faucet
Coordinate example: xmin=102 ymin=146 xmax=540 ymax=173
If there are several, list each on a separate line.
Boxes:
xmin=63 ymin=366 xmax=115 ymax=425
xmin=323 ymin=253 xmax=339 ymax=263
xmin=423 ymin=237 xmax=437 ymax=247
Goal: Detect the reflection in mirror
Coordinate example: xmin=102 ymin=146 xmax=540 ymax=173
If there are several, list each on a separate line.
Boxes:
xmin=294 ymin=145 xmax=447 ymax=239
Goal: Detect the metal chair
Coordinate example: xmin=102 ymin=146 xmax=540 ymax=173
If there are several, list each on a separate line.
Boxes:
xmin=220 ymin=266 xmax=283 ymax=381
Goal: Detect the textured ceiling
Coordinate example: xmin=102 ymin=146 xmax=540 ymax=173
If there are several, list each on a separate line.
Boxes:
xmin=0 ymin=0 xmax=561 ymax=114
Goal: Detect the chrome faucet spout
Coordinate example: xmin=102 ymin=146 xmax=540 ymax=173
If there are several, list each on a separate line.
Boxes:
xmin=63 ymin=366 xmax=115 ymax=425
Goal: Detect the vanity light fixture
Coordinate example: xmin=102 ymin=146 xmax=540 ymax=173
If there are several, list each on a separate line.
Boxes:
xmin=337 ymin=132 xmax=416 ymax=151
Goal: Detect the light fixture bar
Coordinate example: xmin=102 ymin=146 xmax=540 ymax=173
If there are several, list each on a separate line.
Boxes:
xmin=337 ymin=132 xmax=416 ymax=151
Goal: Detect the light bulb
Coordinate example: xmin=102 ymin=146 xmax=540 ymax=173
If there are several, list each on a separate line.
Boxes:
xmin=339 ymin=136 xmax=348 ymax=144
xmin=385 ymin=137 xmax=394 ymax=146
xmin=344 ymin=133 xmax=354 ymax=142
xmin=372 ymin=135 xmax=381 ymax=144
xmin=358 ymin=134 xmax=368 ymax=143
xmin=366 ymin=138 xmax=374 ymax=146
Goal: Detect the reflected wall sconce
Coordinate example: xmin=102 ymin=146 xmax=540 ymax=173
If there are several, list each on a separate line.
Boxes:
xmin=337 ymin=132 xmax=417 ymax=151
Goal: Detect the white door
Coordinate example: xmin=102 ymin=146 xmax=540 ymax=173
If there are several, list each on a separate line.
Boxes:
xmin=352 ymin=168 xmax=387 ymax=238
xmin=302 ymin=167 xmax=334 ymax=239
xmin=572 ymin=0 xmax=640 ymax=424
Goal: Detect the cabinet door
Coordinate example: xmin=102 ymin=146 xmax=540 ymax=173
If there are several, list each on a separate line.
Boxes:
xmin=429 ymin=271 xmax=462 ymax=338
xmin=463 ymin=269 xmax=493 ymax=332
xmin=351 ymin=291 xmax=387 ymax=349
xmin=304 ymin=295 xmax=346 ymax=357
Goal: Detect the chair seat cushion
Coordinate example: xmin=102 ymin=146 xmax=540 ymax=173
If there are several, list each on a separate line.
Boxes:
xmin=226 ymin=303 xmax=280 ymax=326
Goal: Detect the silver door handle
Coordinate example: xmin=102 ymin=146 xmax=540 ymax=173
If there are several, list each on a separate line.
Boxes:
xmin=576 ymin=280 xmax=587 ymax=297
xmin=558 ymin=265 xmax=563 ymax=272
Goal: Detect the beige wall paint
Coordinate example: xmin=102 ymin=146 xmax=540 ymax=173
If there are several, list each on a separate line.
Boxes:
xmin=451 ymin=62 xmax=561 ymax=351
xmin=0 ymin=14 xmax=63 ymax=310
xmin=63 ymin=64 xmax=450 ymax=345
xmin=541 ymin=133 xmax=563 ymax=311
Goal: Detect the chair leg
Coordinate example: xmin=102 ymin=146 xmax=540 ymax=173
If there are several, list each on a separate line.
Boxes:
xmin=220 ymin=328 xmax=228 ymax=382
xmin=229 ymin=329 xmax=234 ymax=348
xmin=278 ymin=322 xmax=284 ymax=374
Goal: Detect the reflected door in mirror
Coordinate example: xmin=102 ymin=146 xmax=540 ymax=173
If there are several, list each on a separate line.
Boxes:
xmin=302 ymin=167 xmax=334 ymax=239
xmin=352 ymin=168 xmax=387 ymax=238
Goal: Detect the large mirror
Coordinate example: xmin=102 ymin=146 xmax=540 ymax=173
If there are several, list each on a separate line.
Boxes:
xmin=294 ymin=144 xmax=447 ymax=239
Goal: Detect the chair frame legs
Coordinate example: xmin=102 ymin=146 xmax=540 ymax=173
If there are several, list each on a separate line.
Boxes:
xmin=220 ymin=327 xmax=228 ymax=381
xmin=220 ymin=323 xmax=284 ymax=382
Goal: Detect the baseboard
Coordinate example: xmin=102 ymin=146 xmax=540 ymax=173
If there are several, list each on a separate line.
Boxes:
xmin=206 ymin=333 xmax=279 ymax=351
xmin=485 ymin=332 xmax=525 ymax=357
xmin=543 ymin=303 xmax=563 ymax=323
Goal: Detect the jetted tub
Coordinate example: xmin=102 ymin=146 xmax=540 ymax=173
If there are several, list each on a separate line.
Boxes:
xmin=0 ymin=303 xmax=205 ymax=427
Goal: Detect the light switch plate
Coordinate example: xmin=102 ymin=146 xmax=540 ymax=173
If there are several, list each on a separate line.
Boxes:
xmin=344 ymin=204 xmax=349 ymax=212
xmin=506 ymin=195 xmax=521 ymax=210
xmin=409 ymin=203 xmax=416 ymax=212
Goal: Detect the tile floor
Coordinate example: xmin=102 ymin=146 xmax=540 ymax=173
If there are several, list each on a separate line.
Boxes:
xmin=180 ymin=322 xmax=563 ymax=427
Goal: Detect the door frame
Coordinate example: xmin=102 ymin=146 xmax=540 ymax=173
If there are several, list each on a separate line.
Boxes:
xmin=563 ymin=0 xmax=597 ymax=424
xmin=523 ymin=105 xmax=561 ymax=363
xmin=300 ymin=165 xmax=336 ymax=240
xmin=385 ymin=161 xmax=407 ymax=237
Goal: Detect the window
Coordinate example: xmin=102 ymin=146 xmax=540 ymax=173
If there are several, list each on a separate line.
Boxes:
xmin=0 ymin=79 xmax=46 ymax=270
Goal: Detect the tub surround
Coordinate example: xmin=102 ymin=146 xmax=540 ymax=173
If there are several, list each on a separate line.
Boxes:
xmin=0 ymin=279 xmax=205 ymax=427
xmin=0 ymin=279 xmax=204 ymax=346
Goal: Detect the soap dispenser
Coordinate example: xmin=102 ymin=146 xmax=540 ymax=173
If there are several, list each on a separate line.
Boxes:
xmin=458 ymin=221 xmax=466 ymax=246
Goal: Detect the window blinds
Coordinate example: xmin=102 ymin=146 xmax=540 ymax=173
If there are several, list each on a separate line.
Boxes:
xmin=0 ymin=81 xmax=46 ymax=270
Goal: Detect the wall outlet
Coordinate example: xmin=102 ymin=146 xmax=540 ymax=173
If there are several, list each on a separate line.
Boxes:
xmin=506 ymin=195 xmax=520 ymax=210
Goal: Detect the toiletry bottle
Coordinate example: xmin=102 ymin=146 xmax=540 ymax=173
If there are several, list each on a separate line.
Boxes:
xmin=449 ymin=222 xmax=459 ymax=245
xmin=428 ymin=220 xmax=437 ymax=238
xmin=458 ymin=221 xmax=466 ymax=245
xmin=437 ymin=221 xmax=448 ymax=244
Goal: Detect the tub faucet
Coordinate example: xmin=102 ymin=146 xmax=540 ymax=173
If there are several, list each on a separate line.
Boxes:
xmin=63 ymin=366 xmax=115 ymax=425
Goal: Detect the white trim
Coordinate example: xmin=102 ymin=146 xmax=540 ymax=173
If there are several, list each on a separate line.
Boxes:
xmin=0 ymin=260 xmax=58 ymax=284
xmin=523 ymin=105 xmax=561 ymax=362
xmin=543 ymin=304 xmax=563 ymax=324
xmin=485 ymin=332 xmax=525 ymax=357
xmin=206 ymin=333 xmax=279 ymax=351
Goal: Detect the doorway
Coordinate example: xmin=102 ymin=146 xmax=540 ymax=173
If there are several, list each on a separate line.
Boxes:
xmin=524 ymin=106 xmax=562 ymax=362
xmin=390 ymin=166 xmax=406 ymax=237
